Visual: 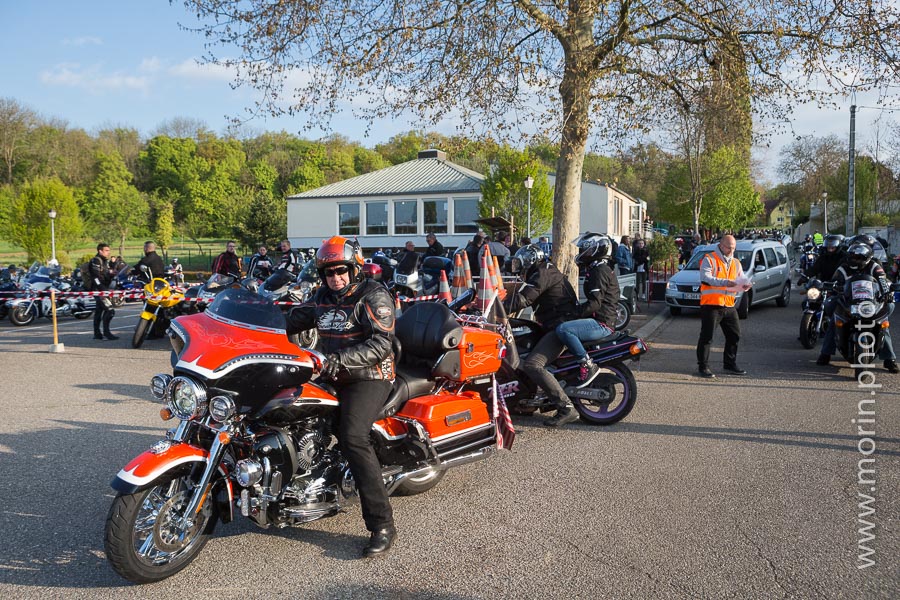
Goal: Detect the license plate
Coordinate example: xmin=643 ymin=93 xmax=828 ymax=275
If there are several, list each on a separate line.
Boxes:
xmin=684 ymin=293 xmax=700 ymax=300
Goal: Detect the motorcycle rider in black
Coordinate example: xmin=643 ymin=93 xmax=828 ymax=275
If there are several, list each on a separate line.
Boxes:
xmin=806 ymin=234 xmax=844 ymax=282
xmin=247 ymin=245 xmax=274 ymax=279
xmin=817 ymin=242 xmax=898 ymax=372
xmin=286 ymin=236 xmax=398 ymax=557
xmin=504 ymin=244 xmax=581 ymax=427
xmin=90 ymin=243 xmax=118 ymax=340
xmin=133 ymin=241 xmax=166 ymax=280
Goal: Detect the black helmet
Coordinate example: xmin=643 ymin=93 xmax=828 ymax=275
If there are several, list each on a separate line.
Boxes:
xmin=822 ymin=234 xmax=842 ymax=253
xmin=846 ymin=243 xmax=874 ymax=271
xmin=850 ymin=234 xmax=877 ymax=249
xmin=572 ymin=232 xmax=611 ymax=267
xmin=511 ymin=244 xmax=546 ymax=274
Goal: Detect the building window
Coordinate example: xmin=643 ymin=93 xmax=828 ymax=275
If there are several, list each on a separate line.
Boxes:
xmin=394 ymin=200 xmax=418 ymax=235
xmin=454 ymin=197 xmax=479 ymax=233
xmin=629 ymin=204 xmax=642 ymax=237
xmin=366 ymin=202 xmax=388 ymax=235
xmin=424 ymin=199 xmax=448 ymax=234
xmin=338 ymin=203 xmax=359 ymax=236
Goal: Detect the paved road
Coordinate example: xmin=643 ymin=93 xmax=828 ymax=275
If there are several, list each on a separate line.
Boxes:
xmin=0 ymin=293 xmax=896 ymax=598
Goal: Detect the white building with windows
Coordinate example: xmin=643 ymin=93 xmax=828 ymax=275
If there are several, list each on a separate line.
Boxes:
xmin=286 ymin=149 xmax=645 ymax=250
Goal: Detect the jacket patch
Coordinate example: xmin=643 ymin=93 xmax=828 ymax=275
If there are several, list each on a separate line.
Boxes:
xmin=376 ymin=306 xmax=392 ymax=318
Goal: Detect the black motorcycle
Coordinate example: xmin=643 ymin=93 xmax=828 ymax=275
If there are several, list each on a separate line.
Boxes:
xmin=833 ymin=273 xmax=899 ymax=378
xmin=798 ymin=277 xmax=831 ymax=349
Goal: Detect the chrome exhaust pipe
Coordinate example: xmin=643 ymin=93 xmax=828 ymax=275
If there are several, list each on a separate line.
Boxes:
xmin=385 ymin=446 xmax=495 ymax=494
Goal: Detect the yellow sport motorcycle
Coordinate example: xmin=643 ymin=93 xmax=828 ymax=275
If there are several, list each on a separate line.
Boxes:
xmin=132 ymin=277 xmax=185 ymax=349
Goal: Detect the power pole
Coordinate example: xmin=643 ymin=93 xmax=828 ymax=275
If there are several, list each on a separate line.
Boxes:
xmin=847 ymin=103 xmax=856 ymax=235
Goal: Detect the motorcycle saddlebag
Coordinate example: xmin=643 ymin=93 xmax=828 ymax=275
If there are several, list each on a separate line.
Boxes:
xmin=396 ymin=391 xmax=490 ymax=440
xmin=432 ymin=326 xmax=504 ymax=381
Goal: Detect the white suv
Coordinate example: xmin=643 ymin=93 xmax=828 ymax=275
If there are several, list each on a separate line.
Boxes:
xmin=665 ymin=239 xmax=792 ymax=319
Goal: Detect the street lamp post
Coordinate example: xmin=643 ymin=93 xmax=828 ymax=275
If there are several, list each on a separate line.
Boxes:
xmin=48 ymin=209 xmax=57 ymax=263
xmin=524 ymin=175 xmax=534 ymax=239
xmin=822 ymin=192 xmax=828 ymax=234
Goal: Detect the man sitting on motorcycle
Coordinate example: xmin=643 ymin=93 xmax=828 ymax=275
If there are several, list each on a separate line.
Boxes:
xmin=807 ymin=234 xmax=844 ymax=282
xmin=504 ymin=244 xmax=581 ymax=427
xmin=285 ymin=236 xmax=399 ymax=557
xmin=817 ymin=242 xmax=898 ymax=373
xmin=554 ymin=233 xmax=620 ymax=387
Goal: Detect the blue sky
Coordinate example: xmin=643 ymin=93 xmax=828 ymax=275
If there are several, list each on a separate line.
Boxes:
xmin=2 ymin=1 xmax=895 ymax=184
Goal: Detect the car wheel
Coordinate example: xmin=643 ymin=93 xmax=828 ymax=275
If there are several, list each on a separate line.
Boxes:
xmin=736 ymin=292 xmax=750 ymax=319
xmin=776 ymin=282 xmax=791 ymax=307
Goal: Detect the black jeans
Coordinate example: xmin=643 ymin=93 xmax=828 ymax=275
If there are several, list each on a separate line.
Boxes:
xmin=335 ymin=379 xmax=394 ymax=532
xmin=696 ymin=305 xmax=741 ymax=369
xmin=522 ymin=330 xmax=569 ymax=409
xmin=93 ymin=296 xmax=113 ymax=335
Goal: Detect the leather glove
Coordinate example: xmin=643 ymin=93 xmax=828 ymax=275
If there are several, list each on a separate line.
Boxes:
xmin=322 ymin=353 xmax=341 ymax=379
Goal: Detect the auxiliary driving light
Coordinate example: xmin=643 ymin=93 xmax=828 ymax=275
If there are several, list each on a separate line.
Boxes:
xmin=150 ymin=374 xmax=173 ymax=401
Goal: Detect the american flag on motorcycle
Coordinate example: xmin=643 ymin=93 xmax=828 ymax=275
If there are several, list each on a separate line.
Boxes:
xmin=492 ymin=375 xmax=516 ymax=450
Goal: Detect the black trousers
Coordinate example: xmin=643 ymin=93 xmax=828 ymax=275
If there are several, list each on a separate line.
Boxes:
xmin=93 ymin=296 xmax=113 ymax=335
xmin=335 ymin=379 xmax=394 ymax=532
xmin=522 ymin=330 xmax=569 ymax=409
xmin=696 ymin=305 xmax=741 ymax=368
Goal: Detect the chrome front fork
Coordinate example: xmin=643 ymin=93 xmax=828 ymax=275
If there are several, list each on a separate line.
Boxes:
xmin=177 ymin=424 xmax=230 ymax=535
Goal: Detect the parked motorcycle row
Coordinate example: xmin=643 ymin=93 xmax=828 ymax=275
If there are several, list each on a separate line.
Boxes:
xmin=101 ymin=246 xmax=648 ymax=583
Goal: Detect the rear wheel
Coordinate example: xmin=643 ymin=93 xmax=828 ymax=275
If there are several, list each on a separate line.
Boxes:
xmin=132 ymin=318 xmax=152 ymax=349
xmin=104 ymin=475 xmax=216 ymax=584
xmin=799 ymin=313 xmax=818 ymax=349
xmin=776 ymin=282 xmax=791 ymax=307
xmin=614 ymin=300 xmax=632 ymax=331
xmin=569 ymin=362 xmax=637 ymax=426
xmin=393 ymin=468 xmax=446 ymax=496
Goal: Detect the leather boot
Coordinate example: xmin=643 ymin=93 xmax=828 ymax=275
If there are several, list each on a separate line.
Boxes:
xmin=544 ymin=405 xmax=578 ymax=427
xmin=93 ymin=311 xmax=104 ymax=339
xmin=363 ymin=526 xmax=396 ymax=558
xmin=102 ymin=312 xmax=119 ymax=340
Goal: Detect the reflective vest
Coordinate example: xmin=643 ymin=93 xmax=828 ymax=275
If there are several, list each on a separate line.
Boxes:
xmin=700 ymin=252 xmax=739 ymax=307
xmin=813 ymin=233 xmax=824 ymax=245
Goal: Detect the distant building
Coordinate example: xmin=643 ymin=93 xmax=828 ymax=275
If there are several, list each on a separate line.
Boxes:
xmin=286 ymin=150 xmax=646 ymax=250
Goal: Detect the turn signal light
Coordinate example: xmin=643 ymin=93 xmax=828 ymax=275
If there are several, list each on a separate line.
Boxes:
xmin=882 ymin=322 xmax=890 ymax=329
xmin=159 ymin=408 xmax=174 ymax=421
xmin=218 ymin=431 xmax=232 ymax=444
xmin=835 ymin=320 xmax=844 ymax=328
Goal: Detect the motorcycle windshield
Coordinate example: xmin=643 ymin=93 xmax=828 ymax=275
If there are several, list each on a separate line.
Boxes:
xmin=298 ymin=260 xmax=320 ymax=283
xmin=263 ymin=269 xmax=294 ymax=292
xmin=206 ymin=288 xmax=287 ymax=330
xmin=205 ymin=273 xmax=236 ymax=289
xmin=397 ymin=252 xmax=419 ymax=275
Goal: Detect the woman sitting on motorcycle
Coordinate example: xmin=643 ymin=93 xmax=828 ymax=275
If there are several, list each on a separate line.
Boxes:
xmin=555 ymin=233 xmax=620 ymax=387
xmin=285 ymin=236 xmax=399 ymax=557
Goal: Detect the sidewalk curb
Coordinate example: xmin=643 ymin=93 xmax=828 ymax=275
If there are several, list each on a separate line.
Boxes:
xmin=633 ymin=307 xmax=671 ymax=341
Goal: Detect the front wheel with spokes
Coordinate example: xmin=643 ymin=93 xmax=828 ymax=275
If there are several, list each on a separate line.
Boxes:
xmin=104 ymin=476 xmax=216 ymax=584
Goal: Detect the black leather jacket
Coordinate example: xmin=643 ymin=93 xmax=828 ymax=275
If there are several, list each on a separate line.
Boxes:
xmin=504 ymin=260 xmax=579 ymax=329
xmin=809 ymin=250 xmax=843 ymax=282
xmin=135 ymin=251 xmax=165 ymax=279
xmin=286 ymin=278 xmax=395 ymax=383
xmin=833 ymin=261 xmax=893 ymax=303
xmin=579 ymin=260 xmax=620 ymax=327
xmin=89 ymin=254 xmax=113 ymax=291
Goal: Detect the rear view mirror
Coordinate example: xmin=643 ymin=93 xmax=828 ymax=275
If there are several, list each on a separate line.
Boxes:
xmin=754 ymin=264 xmax=767 ymax=272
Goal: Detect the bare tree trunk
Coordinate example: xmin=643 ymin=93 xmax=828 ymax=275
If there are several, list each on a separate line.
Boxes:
xmin=553 ymin=61 xmax=593 ymax=287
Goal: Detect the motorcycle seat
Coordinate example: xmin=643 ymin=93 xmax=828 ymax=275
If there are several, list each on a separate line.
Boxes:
xmin=395 ymin=302 xmax=463 ymax=359
xmin=380 ymin=365 xmax=434 ymax=419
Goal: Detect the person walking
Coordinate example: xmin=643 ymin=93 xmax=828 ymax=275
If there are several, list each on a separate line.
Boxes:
xmin=89 ymin=243 xmax=118 ymax=341
xmin=212 ymin=240 xmax=242 ymax=277
xmin=465 ymin=233 xmax=485 ymax=276
xmin=696 ymin=235 xmax=749 ymax=378
xmin=615 ymin=235 xmax=634 ymax=274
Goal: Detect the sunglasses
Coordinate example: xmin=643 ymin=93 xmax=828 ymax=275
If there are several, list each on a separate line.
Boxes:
xmin=324 ymin=266 xmax=350 ymax=278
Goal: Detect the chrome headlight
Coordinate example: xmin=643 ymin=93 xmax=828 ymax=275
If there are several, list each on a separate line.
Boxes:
xmin=666 ymin=280 xmax=676 ymax=291
xmin=235 ymin=459 xmax=263 ymax=487
xmin=857 ymin=301 xmax=878 ymax=319
xmin=150 ymin=373 xmax=173 ymax=401
xmin=167 ymin=376 xmax=208 ymax=420
xmin=806 ymin=287 xmax=821 ymax=301
xmin=209 ymin=395 xmax=236 ymax=422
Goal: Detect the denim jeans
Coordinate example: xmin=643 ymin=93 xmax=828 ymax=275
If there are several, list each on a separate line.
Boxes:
xmin=556 ymin=318 xmax=614 ymax=360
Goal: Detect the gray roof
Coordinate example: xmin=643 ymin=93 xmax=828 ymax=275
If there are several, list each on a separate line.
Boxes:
xmin=287 ymin=157 xmax=484 ymax=200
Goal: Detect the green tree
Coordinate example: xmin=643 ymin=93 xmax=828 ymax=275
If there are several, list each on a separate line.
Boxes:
xmin=480 ymin=148 xmax=553 ymax=239
xmin=154 ymin=197 xmax=175 ymax=254
xmin=0 ymin=98 xmax=37 ymax=184
xmin=83 ymin=151 xmax=149 ymax=256
xmin=8 ymin=177 xmax=82 ymax=262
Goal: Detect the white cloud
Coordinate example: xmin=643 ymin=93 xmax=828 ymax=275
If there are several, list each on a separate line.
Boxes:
xmin=40 ymin=63 xmax=150 ymax=93
xmin=168 ymin=58 xmax=236 ymax=82
xmin=62 ymin=36 xmax=102 ymax=46
xmin=139 ymin=57 xmax=162 ymax=73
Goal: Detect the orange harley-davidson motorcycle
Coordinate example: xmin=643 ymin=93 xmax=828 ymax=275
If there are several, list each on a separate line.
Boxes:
xmin=104 ymin=287 xmax=509 ymax=583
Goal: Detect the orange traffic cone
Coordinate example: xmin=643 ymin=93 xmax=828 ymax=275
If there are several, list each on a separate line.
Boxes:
xmin=476 ymin=252 xmax=496 ymax=314
xmin=461 ymin=251 xmax=474 ymax=290
xmin=492 ymin=254 xmax=506 ymax=300
xmin=451 ymin=254 xmax=467 ymax=299
xmin=438 ymin=270 xmax=453 ymax=304
xmin=394 ymin=295 xmax=403 ymax=318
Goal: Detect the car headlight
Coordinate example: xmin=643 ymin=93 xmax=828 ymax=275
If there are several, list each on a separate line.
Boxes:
xmin=806 ymin=288 xmax=821 ymax=301
xmin=150 ymin=373 xmax=173 ymax=401
xmin=167 ymin=376 xmax=208 ymax=420
xmin=666 ymin=281 xmax=676 ymax=291
xmin=209 ymin=395 xmax=236 ymax=422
